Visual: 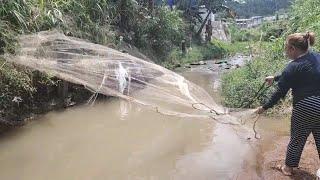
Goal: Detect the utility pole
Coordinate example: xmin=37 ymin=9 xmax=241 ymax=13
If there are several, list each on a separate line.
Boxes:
xmin=274 ymin=0 xmax=278 ymax=21
xmin=196 ymin=9 xmax=212 ymax=37
xmin=274 ymin=0 xmax=278 ymax=13
xmin=148 ymin=0 xmax=154 ymax=13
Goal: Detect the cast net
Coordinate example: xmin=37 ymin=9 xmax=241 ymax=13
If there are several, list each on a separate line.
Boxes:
xmin=6 ymin=30 xmax=239 ymax=124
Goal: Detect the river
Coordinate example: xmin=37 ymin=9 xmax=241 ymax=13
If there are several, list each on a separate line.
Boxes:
xmin=0 ymin=57 xmax=291 ymax=180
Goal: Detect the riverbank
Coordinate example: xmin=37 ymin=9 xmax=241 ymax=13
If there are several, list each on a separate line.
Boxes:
xmin=0 ymin=76 xmax=95 ymax=131
xmin=261 ymin=135 xmax=319 ymax=179
xmin=235 ymin=133 xmax=319 ymax=179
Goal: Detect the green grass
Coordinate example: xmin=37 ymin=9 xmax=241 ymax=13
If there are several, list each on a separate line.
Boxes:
xmin=163 ymin=39 xmax=232 ymax=69
xmin=221 ymin=37 xmax=287 ymax=108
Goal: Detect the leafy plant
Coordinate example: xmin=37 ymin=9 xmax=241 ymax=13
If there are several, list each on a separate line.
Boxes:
xmin=133 ymin=7 xmax=186 ymax=60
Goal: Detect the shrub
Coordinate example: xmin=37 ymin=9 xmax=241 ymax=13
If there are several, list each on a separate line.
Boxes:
xmin=0 ymin=58 xmax=35 ymax=119
xmin=229 ymin=23 xmax=260 ymax=42
xmin=132 ymin=7 xmax=186 ymax=60
xmin=202 ymin=39 xmax=229 ymax=59
xmin=259 ymin=21 xmax=287 ymax=41
xmin=164 ymin=39 xmax=232 ymax=69
xmin=221 ymin=38 xmax=287 ymax=108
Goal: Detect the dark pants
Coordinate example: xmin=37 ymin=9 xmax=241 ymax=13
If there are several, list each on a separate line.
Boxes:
xmin=286 ymin=96 xmax=320 ymax=167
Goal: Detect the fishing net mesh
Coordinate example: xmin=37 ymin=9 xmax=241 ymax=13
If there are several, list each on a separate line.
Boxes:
xmin=6 ymin=31 xmax=239 ymax=124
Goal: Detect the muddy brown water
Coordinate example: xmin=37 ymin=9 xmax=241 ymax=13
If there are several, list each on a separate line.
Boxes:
xmin=0 ymin=58 xmax=290 ymax=180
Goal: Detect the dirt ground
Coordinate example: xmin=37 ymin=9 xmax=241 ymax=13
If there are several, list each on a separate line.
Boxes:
xmin=237 ymin=135 xmax=320 ymax=179
xmin=261 ymin=135 xmax=319 ymax=180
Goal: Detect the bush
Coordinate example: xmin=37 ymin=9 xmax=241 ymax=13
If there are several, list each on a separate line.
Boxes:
xmin=164 ymin=46 xmax=203 ymax=68
xmin=287 ymin=0 xmax=320 ymax=51
xmin=164 ymin=39 xmax=231 ymax=69
xmin=221 ymin=38 xmax=287 ymax=108
xmin=259 ymin=21 xmax=287 ymax=41
xmin=132 ymin=7 xmax=186 ymax=60
xmin=0 ymin=0 xmax=187 ymax=60
xmin=0 ymin=58 xmax=35 ymax=119
xmin=229 ymin=23 xmax=260 ymax=42
xmin=202 ymin=39 xmax=229 ymax=59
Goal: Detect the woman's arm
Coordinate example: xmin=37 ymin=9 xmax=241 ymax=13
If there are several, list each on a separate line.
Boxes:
xmin=262 ymin=64 xmax=295 ymax=110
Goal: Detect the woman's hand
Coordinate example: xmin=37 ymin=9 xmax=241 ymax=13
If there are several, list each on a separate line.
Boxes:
xmin=255 ymin=106 xmax=266 ymax=114
xmin=265 ymin=76 xmax=275 ymax=86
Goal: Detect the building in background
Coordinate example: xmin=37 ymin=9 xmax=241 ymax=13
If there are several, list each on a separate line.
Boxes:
xmin=236 ymin=18 xmax=251 ymax=28
xmin=236 ymin=16 xmax=263 ymax=28
xmin=251 ymin=16 xmax=263 ymax=27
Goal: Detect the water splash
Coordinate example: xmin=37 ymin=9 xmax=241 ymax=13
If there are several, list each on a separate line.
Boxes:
xmin=116 ymin=62 xmax=129 ymax=94
xmin=177 ymin=76 xmax=196 ymax=103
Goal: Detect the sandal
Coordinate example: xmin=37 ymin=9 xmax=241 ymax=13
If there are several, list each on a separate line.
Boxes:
xmin=274 ymin=164 xmax=293 ymax=176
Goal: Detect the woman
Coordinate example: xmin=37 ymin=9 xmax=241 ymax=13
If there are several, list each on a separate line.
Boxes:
xmin=256 ymin=32 xmax=320 ymax=176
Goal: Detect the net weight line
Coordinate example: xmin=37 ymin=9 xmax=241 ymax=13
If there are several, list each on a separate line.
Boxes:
xmin=190 ymin=82 xmax=270 ymax=140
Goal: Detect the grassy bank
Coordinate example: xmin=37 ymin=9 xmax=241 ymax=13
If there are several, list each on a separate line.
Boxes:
xmin=221 ymin=24 xmax=289 ymax=109
xmin=221 ymin=0 xmax=320 ymax=111
xmin=0 ymin=56 xmax=94 ymax=124
xmin=163 ymin=40 xmax=227 ymax=69
xmin=163 ymin=39 xmax=252 ymax=69
xmin=221 ymin=39 xmax=287 ymax=108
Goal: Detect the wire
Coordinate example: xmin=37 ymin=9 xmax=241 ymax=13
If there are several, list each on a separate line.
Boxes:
xmin=191 ymin=98 xmax=262 ymax=139
xmin=238 ymin=82 xmax=271 ymax=108
xmin=208 ymin=115 xmax=240 ymax=126
xmin=191 ymin=102 xmax=224 ymax=115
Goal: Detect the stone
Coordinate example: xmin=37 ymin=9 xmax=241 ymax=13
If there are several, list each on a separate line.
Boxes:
xmin=190 ymin=62 xmax=200 ymax=65
xmin=190 ymin=61 xmax=207 ymax=66
xmin=199 ymin=61 xmax=206 ymax=65
xmin=215 ymin=60 xmax=228 ymax=64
